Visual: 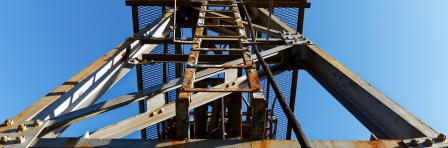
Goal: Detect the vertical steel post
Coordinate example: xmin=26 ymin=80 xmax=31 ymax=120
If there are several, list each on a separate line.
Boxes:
xmin=131 ymin=6 xmax=148 ymax=140
xmin=286 ymin=67 xmax=299 ymax=140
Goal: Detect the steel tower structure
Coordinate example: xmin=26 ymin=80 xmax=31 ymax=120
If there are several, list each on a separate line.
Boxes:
xmin=0 ymin=0 xmax=446 ymax=147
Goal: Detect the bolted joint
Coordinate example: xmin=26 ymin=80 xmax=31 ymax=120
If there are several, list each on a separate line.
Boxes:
xmin=438 ymin=133 xmax=446 ymax=142
xmin=2 ymin=119 xmax=14 ymax=127
xmin=410 ymin=139 xmax=419 ymax=147
xmin=424 ymin=138 xmax=433 ymax=147
xmin=15 ymin=136 xmax=25 ymax=144
xmin=17 ymin=124 xmax=27 ymax=132
xmin=158 ymin=108 xmax=164 ymax=114
xmin=0 ymin=135 xmax=10 ymax=144
xmin=33 ymin=120 xmax=42 ymax=127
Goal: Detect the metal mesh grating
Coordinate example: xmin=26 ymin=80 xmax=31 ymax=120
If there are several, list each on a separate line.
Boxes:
xmin=137 ymin=6 xmax=179 ymax=140
xmin=261 ymin=70 xmax=293 ymax=140
xmin=274 ymin=8 xmax=298 ymax=30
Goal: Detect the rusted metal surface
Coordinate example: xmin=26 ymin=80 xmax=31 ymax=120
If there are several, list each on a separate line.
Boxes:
xmin=240 ymin=2 xmax=309 ymax=146
xmin=182 ymin=88 xmax=254 ymax=92
xmin=125 ymin=0 xmax=311 ymax=8
xmin=89 ymin=76 xmax=248 ymax=139
xmin=286 ymin=67 xmax=299 ymax=140
xmin=138 ymin=54 xmax=242 ymax=64
xmin=299 ymin=44 xmax=439 ymax=139
xmin=176 ymin=4 xmax=206 ymax=139
xmin=31 ymin=139 xmax=405 ymax=148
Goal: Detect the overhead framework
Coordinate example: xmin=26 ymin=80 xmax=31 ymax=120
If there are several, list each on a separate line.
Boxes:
xmin=0 ymin=0 xmax=446 ymax=147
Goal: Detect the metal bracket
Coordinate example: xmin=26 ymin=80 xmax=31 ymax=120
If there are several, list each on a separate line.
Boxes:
xmin=401 ymin=133 xmax=447 ymax=147
xmin=0 ymin=120 xmax=49 ymax=148
xmin=281 ymin=31 xmax=308 ymax=45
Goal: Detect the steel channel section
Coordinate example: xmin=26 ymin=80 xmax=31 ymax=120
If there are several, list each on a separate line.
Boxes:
xmin=46 ymin=45 xmax=291 ymax=139
xmin=299 ymin=44 xmax=438 ymax=139
xmin=0 ymin=11 xmax=174 ymax=136
xmin=240 ymin=2 xmax=310 ymax=146
xmin=233 ymin=3 xmax=267 ymax=140
xmin=175 ymin=4 xmax=205 ymax=139
xmin=86 ymin=63 xmax=285 ymax=139
xmin=90 ymin=76 xmax=246 ymax=139
xmin=0 ymin=10 xmax=175 ymax=142
xmin=125 ymin=0 xmax=311 ymax=8
xmin=31 ymin=138 xmax=405 ymax=148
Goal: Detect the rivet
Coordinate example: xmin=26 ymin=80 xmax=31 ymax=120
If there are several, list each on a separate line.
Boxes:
xmin=158 ymin=108 xmax=164 ymax=114
xmin=16 ymin=136 xmax=25 ymax=144
xmin=18 ymin=124 xmax=27 ymax=132
xmin=149 ymin=112 xmax=156 ymax=117
xmin=2 ymin=119 xmax=14 ymax=127
xmin=33 ymin=120 xmax=42 ymax=127
xmin=438 ymin=133 xmax=446 ymax=142
xmin=424 ymin=139 xmax=433 ymax=147
xmin=410 ymin=139 xmax=419 ymax=147
xmin=0 ymin=135 xmax=10 ymax=144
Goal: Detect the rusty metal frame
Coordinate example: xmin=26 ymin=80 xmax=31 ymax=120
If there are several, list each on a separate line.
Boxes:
xmin=1 ymin=0 xmax=444 ymax=147
xmin=126 ymin=0 xmax=311 ymax=8
xmin=31 ymin=138 xmax=408 ymax=148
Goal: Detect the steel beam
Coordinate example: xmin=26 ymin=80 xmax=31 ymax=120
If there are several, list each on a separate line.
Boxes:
xmin=31 ymin=139 xmax=404 ymax=148
xmin=0 ymin=10 xmax=173 ymax=128
xmin=86 ymin=63 xmax=287 ymax=139
xmin=125 ymin=0 xmax=311 ymax=8
xmin=299 ymin=44 xmax=439 ymax=139
xmin=89 ymin=76 xmax=249 ymax=139
xmin=0 ymin=10 xmax=175 ymax=138
xmin=39 ymin=45 xmax=292 ymax=139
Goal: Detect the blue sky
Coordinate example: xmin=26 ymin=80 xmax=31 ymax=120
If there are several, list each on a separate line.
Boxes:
xmin=0 ymin=0 xmax=447 ymax=140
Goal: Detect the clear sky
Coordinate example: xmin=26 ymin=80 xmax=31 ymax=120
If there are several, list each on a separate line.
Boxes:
xmin=0 ymin=0 xmax=447 ymax=140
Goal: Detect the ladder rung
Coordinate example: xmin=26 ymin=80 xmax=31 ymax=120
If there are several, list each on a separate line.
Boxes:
xmin=181 ymin=87 xmax=253 ymax=92
xmin=191 ymin=48 xmax=247 ymax=51
xmin=187 ymin=64 xmax=253 ymax=69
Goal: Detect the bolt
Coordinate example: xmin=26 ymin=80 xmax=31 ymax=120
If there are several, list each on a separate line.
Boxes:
xmin=158 ymin=108 xmax=164 ymax=114
xmin=0 ymin=135 xmax=10 ymax=144
xmin=33 ymin=120 xmax=42 ymax=127
xmin=424 ymin=139 xmax=433 ymax=147
xmin=438 ymin=133 xmax=446 ymax=142
xmin=18 ymin=124 xmax=26 ymax=132
xmin=2 ymin=119 xmax=13 ymax=127
xmin=15 ymin=136 xmax=25 ymax=144
xmin=410 ymin=139 xmax=419 ymax=147
xmin=149 ymin=112 xmax=156 ymax=117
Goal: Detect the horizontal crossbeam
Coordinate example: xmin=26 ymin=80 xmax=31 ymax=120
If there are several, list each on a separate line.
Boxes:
xmin=31 ymin=139 xmax=402 ymax=148
xmin=125 ymin=0 xmax=311 ymax=8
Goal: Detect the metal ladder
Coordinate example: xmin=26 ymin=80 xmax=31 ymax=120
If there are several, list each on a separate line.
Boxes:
xmin=176 ymin=0 xmax=267 ymax=140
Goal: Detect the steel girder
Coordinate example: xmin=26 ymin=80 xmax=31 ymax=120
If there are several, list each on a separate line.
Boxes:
xmin=248 ymin=7 xmax=439 ymax=140
xmin=0 ymin=1 xmax=443 ymax=147
xmin=30 ymin=139 xmax=404 ymax=148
